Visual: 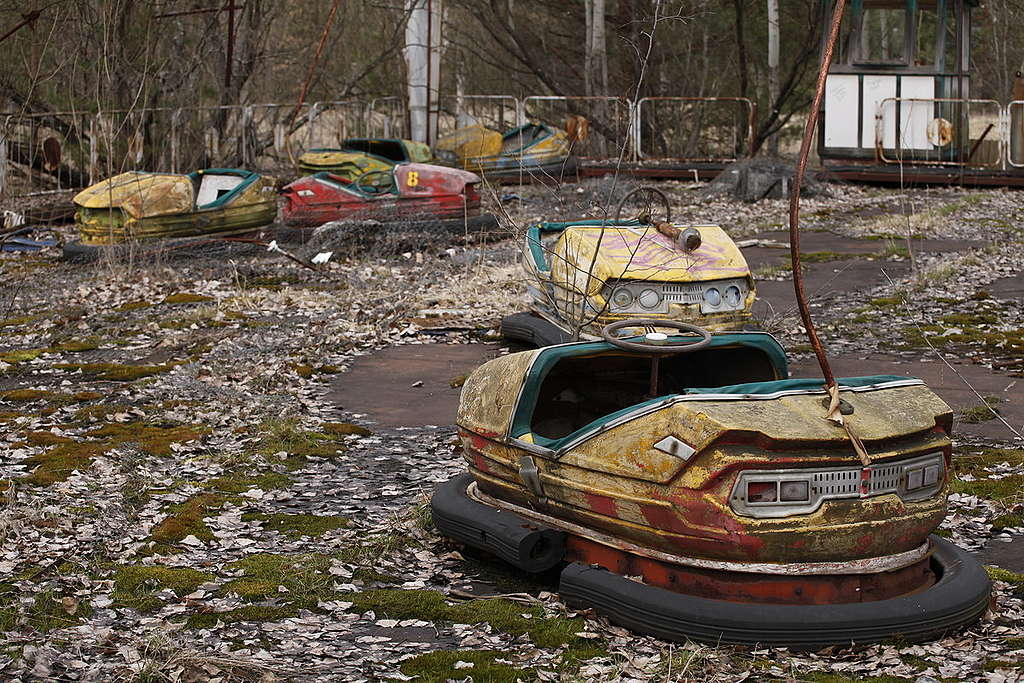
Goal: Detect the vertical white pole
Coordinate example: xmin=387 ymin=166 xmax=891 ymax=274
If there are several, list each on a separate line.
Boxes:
xmin=405 ymin=0 xmax=427 ymax=143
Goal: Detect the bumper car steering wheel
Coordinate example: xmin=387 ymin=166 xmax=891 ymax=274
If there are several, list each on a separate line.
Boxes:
xmin=354 ymin=169 xmax=395 ymax=195
xmin=601 ymin=318 xmax=712 ymax=354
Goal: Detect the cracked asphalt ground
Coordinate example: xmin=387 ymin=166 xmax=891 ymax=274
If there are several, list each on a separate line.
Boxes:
xmin=1 ymin=180 xmax=1024 ymax=682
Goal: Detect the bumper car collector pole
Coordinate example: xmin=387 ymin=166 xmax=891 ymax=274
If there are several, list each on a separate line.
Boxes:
xmin=789 ymin=0 xmax=872 ymax=465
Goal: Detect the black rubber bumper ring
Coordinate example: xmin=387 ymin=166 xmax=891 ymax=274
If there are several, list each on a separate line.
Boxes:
xmin=558 ymin=535 xmax=991 ymax=648
xmin=500 ymin=312 xmax=573 ymax=348
xmin=432 ymin=473 xmax=565 ymax=573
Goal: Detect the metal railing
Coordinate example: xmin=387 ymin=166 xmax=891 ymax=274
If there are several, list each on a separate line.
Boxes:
xmin=12 ymin=93 xmax=1024 ymax=199
xmin=635 ymin=97 xmax=756 ymax=163
xmin=1008 ymin=101 xmax=1024 ymax=168
xmin=875 ymin=97 xmax=1004 ymax=168
xmin=436 ymin=95 xmax=521 ymax=138
xmin=522 ymin=95 xmax=631 ymax=161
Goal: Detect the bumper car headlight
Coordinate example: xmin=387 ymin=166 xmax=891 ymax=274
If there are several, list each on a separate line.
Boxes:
xmin=611 ymin=288 xmax=634 ymax=309
xmin=780 ymin=480 xmax=810 ymax=502
xmin=638 ymin=288 xmax=662 ymax=310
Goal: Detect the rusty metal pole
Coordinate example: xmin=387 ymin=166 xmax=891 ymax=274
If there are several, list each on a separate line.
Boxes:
xmin=790 ymin=0 xmax=847 ymax=390
xmin=0 ymin=10 xmax=41 ymax=45
xmin=288 ymin=0 xmax=344 ymax=127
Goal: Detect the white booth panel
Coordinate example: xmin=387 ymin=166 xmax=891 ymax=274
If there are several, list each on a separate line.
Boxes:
xmin=824 ymin=74 xmax=860 ymax=148
xmin=898 ymin=77 xmax=936 ymax=150
xmin=862 ymin=75 xmax=897 ymax=148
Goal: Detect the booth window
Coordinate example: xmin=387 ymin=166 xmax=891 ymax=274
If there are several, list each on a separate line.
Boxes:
xmin=857 ymin=7 xmax=907 ymax=64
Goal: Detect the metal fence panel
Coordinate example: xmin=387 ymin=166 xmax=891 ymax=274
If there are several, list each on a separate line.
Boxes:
xmin=1008 ymin=101 xmax=1024 ymax=168
xmin=522 ymin=96 xmax=631 ymax=161
xmin=304 ymin=100 xmax=374 ymax=149
xmin=637 ymin=97 xmax=755 ymax=163
xmin=1 ymin=111 xmax=94 ymax=193
xmin=436 ymin=95 xmax=520 ymax=137
xmin=876 ymin=98 xmax=1003 ymax=168
xmin=367 ymin=97 xmax=408 ymax=139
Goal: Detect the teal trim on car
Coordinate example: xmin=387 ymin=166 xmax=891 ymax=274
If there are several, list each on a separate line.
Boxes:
xmin=685 ymin=375 xmax=915 ymax=395
xmin=187 ymin=169 xmax=261 ymax=210
xmin=187 ymin=167 xmax=260 ymax=208
xmin=501 ymin=123 xmax=554 ymax=155
xmin=509 ymin=333 xmax=791 ymax=447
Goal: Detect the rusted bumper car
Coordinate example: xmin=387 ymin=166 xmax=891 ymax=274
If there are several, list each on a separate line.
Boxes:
xmin=435 ymin=122 xmax=574 ymax=179
xmin=432 ymin=322 xmax=990 ymax=647
xmin=502 ymin=189 xmax=756 ymax=346
xmin=296 ymin=138 xmax=433 ymax=179
xmin=279 ymin=163 xmax=497 ymax=238
xmin=63 ymin=169 xmax=278 ymax=261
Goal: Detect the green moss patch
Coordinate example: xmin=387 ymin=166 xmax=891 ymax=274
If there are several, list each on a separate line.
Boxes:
xmin=148 ymin=493 xmax=227 ymax=548
xmin=349 ymin=589 xmax=594 ymax=650
xmin=205 ymin=472 xmax=291 ymax=494
xmin=88 ymin=422 xmax=205 ymax=456
xmin=992 ymin=512 xmax=1023 ymax=531
xmin=954 ymin=448 xmax=1024 ymax=478
xmin=1 ymin=389 xmax=69 ymax=403
xmin=801 ymin=675 xmax=911 ymax=683
xmin=399 ymin=650 xmax=530 ymax=683
xmin=0 ymin=313 xmax=44 ymax=329
xmin=113 ymin=565 xmax=214 ymax=613
xmin=220 ymin=553 xmax=338 ymax=609
xmin=15 ymin=590 xmax=93 ymax=634
xmin=958 ymin=397 xmax=1002 ymax=424
xmin=0 ymin=349 xmax=46 ymax=365
xmin=115 ymin=300 xmax=154 ymax=312
xmin=54 ymin=361 xmax=178 ymax=382
xmin=73 ymin=403 xmax=128 ymax=423
xmin=950 ymin=474 xmax=1024 ymax=503
xmin=161 ymin=293 xmax=215 ymax=305
xmin=950 ymin=449 xmax=1024 ymax=504
xmin=984 ymin=659 xmax=1024 ymax=673
xmin=252 ymin=418 xmax=350 ymax=467
xmin=21 ymin=441 xmax=107 ymax=487
xmin=243 ymin=512 xmax=349 ymax=539
xmin=986 ymin=565 xmax=1024 ymax=588
xmin=321 ymin=422 xmax=371 ymax=437
xmin=351 ymin=567 xmax=401 ymax=585
xmin=51 ymin=338 xmax=101 ymax=353
xmin=897 ymin=321 xmax=1024 ymax=360
xmin=799 ymin=250 xmax=852 ymax=263
xmin=186 ymin=605 xmax=298 ymax=629
xmin=18 ymin=421 xmax=204 ymax=487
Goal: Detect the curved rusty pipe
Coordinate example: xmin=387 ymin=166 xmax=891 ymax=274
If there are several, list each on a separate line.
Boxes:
xmin=790 ymin=0 xmax=847 ymax=389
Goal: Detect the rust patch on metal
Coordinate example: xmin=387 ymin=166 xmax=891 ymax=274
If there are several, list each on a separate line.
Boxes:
xmin=564 ymin=535 xmax=935 ymax=605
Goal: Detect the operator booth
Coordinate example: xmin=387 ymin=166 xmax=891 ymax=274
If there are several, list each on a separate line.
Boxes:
xmin=817 ymin=0 xmax=1010 ymax=173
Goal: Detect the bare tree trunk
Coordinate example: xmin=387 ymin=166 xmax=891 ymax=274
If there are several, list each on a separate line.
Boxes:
xmin=767 ymin=0 xmax=780 ymax=156
xmin=584 ymin=0 xmax=593 ymax=96
xmin=734 ymin=0 xmax=749 ymax=100
xmin=593 ymin=0 xmax=608 ymax=95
